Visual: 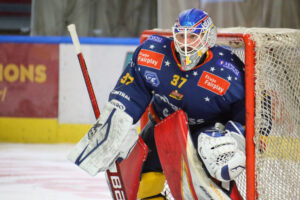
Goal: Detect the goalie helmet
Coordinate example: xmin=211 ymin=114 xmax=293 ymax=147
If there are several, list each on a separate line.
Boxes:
xmin=173 ymin=8 xmax=217 ymax=71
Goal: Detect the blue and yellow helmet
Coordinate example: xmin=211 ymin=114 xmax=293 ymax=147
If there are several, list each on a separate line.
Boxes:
xmin=173 ymin=8 xmax=217 ymax=71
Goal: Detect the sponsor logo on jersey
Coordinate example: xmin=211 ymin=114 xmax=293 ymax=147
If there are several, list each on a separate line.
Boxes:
xmin=198 ymin=71 xmax=230 ymax=95
xmin=169 ymin=90 xmax=183 ymax=100
xmin=217 ymin=59 xmax=240 ymax=76
xmin=148 ymin=35 xmax=164 ymax=43
xmin=154 ymin=94 xmax=179 ymax=112
xmin=162 ymin=108 xmax=170 ymax=118
xmin=137 ymin=49 xmax=164 ymax=70
xmin=188 ymin=118 xmax=205 ymax=125
xmin=111 ymin=90 xmax=131 ymax=101
xmin=144 ymin=70 xmax=160 ymax=87
xmin=110 ymin=99 xmax=126 ymax=111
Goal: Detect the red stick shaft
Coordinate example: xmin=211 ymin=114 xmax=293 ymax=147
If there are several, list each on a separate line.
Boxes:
xmin=77 ymin=53 xmax=100 ymax=118
xmin=76 ymin=52 xmax=128 ymax=200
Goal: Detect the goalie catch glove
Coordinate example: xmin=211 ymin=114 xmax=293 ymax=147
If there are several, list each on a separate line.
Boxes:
xmin=67 ymin=101 xmax=138 ymax=176
xmin=197 ymin=121 xmax=245 ymax=182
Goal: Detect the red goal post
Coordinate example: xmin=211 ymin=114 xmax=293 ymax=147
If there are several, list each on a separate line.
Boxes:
xmin=139 ymin=28 xmax=300 ymax=200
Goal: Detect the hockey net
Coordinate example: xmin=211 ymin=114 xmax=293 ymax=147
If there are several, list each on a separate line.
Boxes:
xmin=140 ymin=27 xmax=300 ymax=200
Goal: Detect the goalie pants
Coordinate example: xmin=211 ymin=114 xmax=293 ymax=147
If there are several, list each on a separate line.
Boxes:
xmin=139 ymin=115 xmax=243 ymax=200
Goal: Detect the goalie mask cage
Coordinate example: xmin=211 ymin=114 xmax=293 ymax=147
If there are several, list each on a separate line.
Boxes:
xmin=139 ymin=28 xmax=300 ymax=200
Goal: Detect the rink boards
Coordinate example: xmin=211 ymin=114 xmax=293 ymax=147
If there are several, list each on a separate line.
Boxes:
xmin=0 ymin=36 xmax=138 ymax=143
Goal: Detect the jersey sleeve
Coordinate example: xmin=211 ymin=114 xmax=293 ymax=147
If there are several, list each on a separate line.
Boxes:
xmin=223 ymin=52 xmax=246 ymax=125
xmin=108 ymin=45 xmax=152 ymax=124
xmin=230 ymin=97 xmax=245 ymax=124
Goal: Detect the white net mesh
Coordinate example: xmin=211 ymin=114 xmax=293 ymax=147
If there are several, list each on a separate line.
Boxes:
xmin=142 ymin=28 xmax=300 ymax=200
xmin=250 ymin=29 xmax=300 ymax=200
xmin=219 ymin=28 xmax=300 ymax=200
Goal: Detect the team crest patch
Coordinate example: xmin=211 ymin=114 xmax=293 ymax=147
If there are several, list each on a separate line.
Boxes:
xmin=198 ymin=71 xmax=230 ymax=95
xmin=144 ymin=70 xmax=160 ymax=87
xmin=169 ymin=90 xmax=183 ymax=100
xmin=137 ymin=49 xmax=164 ymax=70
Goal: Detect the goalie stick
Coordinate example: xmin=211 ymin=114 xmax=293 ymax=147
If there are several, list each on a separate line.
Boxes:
xmin=67 ymin=24 xmax=128 ymax=200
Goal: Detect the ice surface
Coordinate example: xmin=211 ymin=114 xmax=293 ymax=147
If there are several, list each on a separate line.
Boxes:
xmin=0 ymin=143 xmax=112 ymax=200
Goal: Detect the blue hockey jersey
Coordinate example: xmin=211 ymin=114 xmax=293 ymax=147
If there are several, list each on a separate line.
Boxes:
xmin=109 ymin=35 xmax=245 ymax=127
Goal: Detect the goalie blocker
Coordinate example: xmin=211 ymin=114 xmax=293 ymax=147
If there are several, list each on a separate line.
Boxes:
xmin=67 ymin=102 xmax=139 ymax=175
xmin=68 ymin=101 xmax=150 ymax=200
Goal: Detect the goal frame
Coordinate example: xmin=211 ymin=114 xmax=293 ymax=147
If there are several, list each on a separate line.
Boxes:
xmin=140 ymin=30 xmax=256 ymax=200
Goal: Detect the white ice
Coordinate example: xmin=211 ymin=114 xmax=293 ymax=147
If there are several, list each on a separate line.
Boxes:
xmin=0 ymin=143 xmax=112 ymax=200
